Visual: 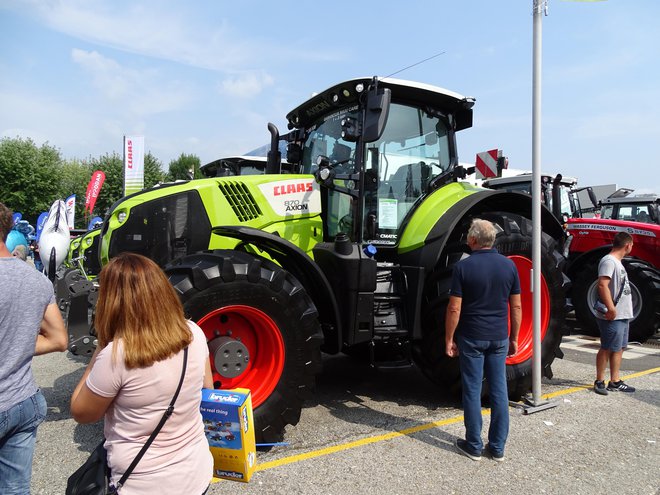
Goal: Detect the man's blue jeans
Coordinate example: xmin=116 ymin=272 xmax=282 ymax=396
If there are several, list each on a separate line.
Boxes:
xmin=457 ymin=335 xmax=509 ymax=456
xmin=0 ymin=391 xmax=47 ymax=494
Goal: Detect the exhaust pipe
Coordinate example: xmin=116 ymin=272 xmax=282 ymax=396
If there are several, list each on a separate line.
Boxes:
xmin=266 ymin=123 xmax=281 ymax=175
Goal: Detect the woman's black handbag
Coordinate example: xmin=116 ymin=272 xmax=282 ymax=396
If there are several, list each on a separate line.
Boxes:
xmin=66 ymin=347 xmax=189 ymax=495
xmin=65 ymin=441 xmax=114 ymax=495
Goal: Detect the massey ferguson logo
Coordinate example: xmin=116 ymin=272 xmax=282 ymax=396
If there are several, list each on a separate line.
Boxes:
xmin=273 ymin=182 xmax=313 ymax=196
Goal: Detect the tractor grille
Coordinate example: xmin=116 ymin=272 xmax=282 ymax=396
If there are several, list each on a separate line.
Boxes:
xmin=218 ymin=182 xmax=262 ymax=221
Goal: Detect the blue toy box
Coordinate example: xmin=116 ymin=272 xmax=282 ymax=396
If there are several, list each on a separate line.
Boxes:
xmin=200 ymin=388 xmax=257 ymax=482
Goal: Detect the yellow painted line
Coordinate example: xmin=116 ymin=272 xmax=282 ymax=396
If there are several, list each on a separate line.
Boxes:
xmin=542 ymin=366 xmax=660 ymax=400
xmin=212 ymin=365 xmax=660 ymax=482
xmin=256 ymin=414 xmax=467 ymax=472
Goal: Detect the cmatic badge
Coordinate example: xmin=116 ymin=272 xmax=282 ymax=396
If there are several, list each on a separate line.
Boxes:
xmin=201 ymin=388 xmax=257 ymax=482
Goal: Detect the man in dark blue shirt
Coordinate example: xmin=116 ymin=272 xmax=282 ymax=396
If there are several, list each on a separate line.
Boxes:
xmin=445 ymin=218 xmax=522 ymax=462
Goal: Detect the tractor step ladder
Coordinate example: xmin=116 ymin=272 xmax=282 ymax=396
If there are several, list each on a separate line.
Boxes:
xmin=370 ymin=264 xmax=413 ymax=369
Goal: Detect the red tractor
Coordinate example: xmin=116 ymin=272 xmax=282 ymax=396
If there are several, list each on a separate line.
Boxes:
xmin=483 ymin=174 xmax=660 ymax=342
xmin=566 ymin=193 xmax=660 ymax=342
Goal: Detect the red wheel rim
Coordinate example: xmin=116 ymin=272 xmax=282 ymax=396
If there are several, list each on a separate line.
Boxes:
xmin=197 ymin=305 xmax=285 ymax=409
xmin=506 ymin=255 xmax=550 ymax=365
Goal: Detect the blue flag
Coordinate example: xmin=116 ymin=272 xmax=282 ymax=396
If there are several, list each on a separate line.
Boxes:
xmin=87 ymin=216 xmax=103 ymax=230
xmin=36 ymin=212 xmax=49 ymax=241
xmin=12 ymin=212 xmax=22 ymax=225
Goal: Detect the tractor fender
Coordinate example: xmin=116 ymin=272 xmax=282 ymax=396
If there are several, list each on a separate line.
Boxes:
xmin=399 ymin=188 xmax=566 ymax=271
xmin=212 ymin=225 xmax=342 ymax=353
xmin=565 ymin=245 xmax=611 ymax=281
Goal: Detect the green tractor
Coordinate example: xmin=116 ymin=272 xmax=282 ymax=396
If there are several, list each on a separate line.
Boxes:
xmin=63 ymin=77 xmax=568 ymax=443
xmin=76 ymin=227 xmax=103 ymax=279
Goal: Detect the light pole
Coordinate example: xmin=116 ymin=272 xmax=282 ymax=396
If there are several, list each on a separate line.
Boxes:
xmin=520 ymin=0 xmax=557 ymax=414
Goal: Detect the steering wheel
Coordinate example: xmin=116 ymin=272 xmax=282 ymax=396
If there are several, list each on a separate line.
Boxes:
xmin=338 ymin=214 xmax=353 ymax=234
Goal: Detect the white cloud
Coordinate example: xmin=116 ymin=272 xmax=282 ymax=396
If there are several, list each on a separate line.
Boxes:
xmin=71 ymin=48 xmax=194 ymax=116
xmin=5 ymin=0 xmax=337 ymax=72
xmin=0 ymin=86 xmax=111 ymax=156
xmin=220 ymin=72 xmax=274 ymax=99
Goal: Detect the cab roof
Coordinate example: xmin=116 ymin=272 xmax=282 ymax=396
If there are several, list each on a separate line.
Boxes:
xmin=601 ymin=194 xmax=659 ymax=205
xmin=286 ymin=77 xmax=475 ymax=132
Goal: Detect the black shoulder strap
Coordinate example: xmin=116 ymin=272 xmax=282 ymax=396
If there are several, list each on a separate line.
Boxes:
xmin=113 ymin=346 xmax=189 ymax=491
xmin=613 ymin=274 xmax=626 ymax=306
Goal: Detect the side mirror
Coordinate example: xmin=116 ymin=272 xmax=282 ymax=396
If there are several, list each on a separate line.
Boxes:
xmin=363 ymin=87 xmax=391 ymax=143
xmin=551 ymin=175 xmax=563 ymax=222
xmin=586 ymin=187 xmax=598 ymax=209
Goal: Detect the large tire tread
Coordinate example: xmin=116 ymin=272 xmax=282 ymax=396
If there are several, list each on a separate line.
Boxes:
xmin=573 ymin=257 xmax=660 ymax=343
xmin=166 ymin=250 xmax=323 ymax=443
xmin=414 ymin=212 xmax=565 ymax=400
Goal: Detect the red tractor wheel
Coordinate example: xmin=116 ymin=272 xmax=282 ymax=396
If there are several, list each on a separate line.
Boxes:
xmin=167 ymin=250 xmax=323 ymax=443
xmin=416 ymin=212 xmax=565 ymax=400
xmin=197 ymin=305 xmax=285 ymax=409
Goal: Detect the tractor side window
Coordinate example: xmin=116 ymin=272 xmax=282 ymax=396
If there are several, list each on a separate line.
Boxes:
xmin=599 ymin=205 xmax=612 ymax=219
xmin=547 ymin=185 xmax=573 ymax=218
xmin=634 ymin=206 xmax=651 ymax=223
xmin=616 ymin=205 xmax=636 ymax=222
xmin=301 ymin=108 xmax=360 ymax=239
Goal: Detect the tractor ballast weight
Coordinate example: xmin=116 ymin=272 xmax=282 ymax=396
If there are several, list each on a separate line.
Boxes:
xmin=61 ymin=77 xmax=568 ymax=443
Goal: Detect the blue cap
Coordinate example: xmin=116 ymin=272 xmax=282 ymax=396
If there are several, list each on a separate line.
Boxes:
xmin=363 ymin=244 xmax=377 ymax=258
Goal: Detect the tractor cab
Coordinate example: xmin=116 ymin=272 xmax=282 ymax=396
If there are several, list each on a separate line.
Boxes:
xmin=483 ymin=173 xmax=597 ymax=223
xmin=599 ymin=192 xmax=659 ymax=225
xmin=276 ymin=77 xmax=475 ymax=247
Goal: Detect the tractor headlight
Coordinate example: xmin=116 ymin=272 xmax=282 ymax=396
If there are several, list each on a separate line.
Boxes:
xmin=117 ymin=211 xmax=127 ymax=224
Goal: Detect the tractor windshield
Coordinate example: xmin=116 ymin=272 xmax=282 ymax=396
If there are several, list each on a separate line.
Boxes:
xmin=300 ymin=102 xmax=452 ymax=242
xmin=364 ymin=103 xmax=451 ymax=243
xmin=301 ymin=106 xmax=360 ymax=175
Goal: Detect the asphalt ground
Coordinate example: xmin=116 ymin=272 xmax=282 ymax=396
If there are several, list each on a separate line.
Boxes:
xmin=31 ymin=331 xmax=659 ymax=495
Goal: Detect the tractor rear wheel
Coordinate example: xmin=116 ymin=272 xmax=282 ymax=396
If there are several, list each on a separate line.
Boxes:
xmin=166 ymin=250 xmax=323 ymax=443
xmin=573 ymin=258 xmax=660 ymax=343
xmin=415 ymin=212 xmax=566 ymax=400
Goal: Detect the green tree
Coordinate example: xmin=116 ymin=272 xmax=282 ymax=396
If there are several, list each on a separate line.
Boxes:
xmin=0 ymin=137 xmax=62 ymax=223
xmin=56 ymin=159 xmax=93 ymax=229
xmin=166 ymin=153 xmax=202 ymax=181
xmin=144 ymin=152 xmax=166 ymax=187
xmin=87 ymin=151 xmax=165 ymax=217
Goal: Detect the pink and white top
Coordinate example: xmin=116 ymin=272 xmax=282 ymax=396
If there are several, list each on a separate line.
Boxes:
xmin=87 ymin=321 xmax=213 ymax=495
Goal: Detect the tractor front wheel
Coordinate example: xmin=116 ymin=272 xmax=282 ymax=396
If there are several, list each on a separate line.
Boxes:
xmin=166 ymin=250 xmax=323 ymax=443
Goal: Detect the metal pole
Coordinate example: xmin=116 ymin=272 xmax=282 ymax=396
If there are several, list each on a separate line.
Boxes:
xmin=531 ymin=0 xmax=546 ymax=407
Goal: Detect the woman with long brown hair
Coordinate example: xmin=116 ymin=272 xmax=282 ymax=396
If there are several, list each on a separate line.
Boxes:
xmin=70 ymin=253 xmax=213 ymax=494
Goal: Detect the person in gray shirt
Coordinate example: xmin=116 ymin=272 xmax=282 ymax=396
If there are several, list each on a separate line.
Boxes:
xmin=0 ymin=202 xmax=68 ymax=494
xmin=593 ymin=231 xmax=635 ymax=395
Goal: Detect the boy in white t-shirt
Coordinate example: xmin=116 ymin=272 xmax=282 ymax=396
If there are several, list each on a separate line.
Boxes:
xmin=593 ymin=232 xmax=635 ymax=395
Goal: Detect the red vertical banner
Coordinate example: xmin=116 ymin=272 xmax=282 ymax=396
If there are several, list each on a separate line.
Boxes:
xmin=84 ymin=178 xmax=95 ymax=212
xmin=86 ymin=170 xmax=106 ymax=214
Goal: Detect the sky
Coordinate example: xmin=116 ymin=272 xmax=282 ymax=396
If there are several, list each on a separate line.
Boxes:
xmin=1 ymin=0 xmax=658 ymax=194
